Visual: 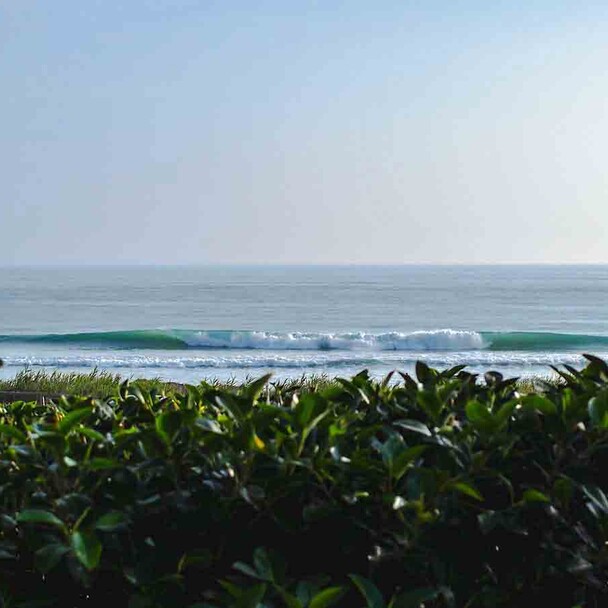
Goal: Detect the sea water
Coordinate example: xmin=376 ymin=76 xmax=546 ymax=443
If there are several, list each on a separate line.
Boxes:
xmin=1 ymin=265 xmax=607 ymax=383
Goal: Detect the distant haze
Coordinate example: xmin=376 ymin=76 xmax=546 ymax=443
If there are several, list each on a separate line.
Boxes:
xmin=1 ymin=1 xmax=607 ymax=265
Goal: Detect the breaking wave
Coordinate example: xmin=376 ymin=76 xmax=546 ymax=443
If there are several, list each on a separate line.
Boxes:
xmin=1 ymin=329 xmax=608 ymax=352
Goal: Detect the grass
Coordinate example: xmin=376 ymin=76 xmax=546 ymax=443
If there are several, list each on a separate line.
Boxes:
xmin=0 ymin=368 xmax=338 ymax=398
xmin=0 ymin=368 xmax=168 ymax=397
xmin=514 ymin=373 xmax=564 ymax=393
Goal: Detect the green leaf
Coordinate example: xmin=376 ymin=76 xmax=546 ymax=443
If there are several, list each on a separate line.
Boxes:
xmin=0 ymin=423 xmax=27 ymax=442
xmin=71 ymin=530 xmax=102 ymax=570
xmin=232 ymin=561 xmax=259 ymax=578
xmin=295 ymin=394 xmax=322 ymax=427
xmin=553 ymin=477 xmax=574 ymax=507
xmin=178 ymin=549 xmax=213 ymax=573
xmin=392 ymin=445 xmax=427 ymax=481
xmin=215 ymin=394 xmax=244 ymax=423
xmin=95 ymin=510 xmax=129 ymax=532
xmin=582 ymin=354 xmax=608 ymax=380
xmin=451 ymin=481 xmax=483 ymax=501
xmin=566 ymin=555 xmax=593 ymax=575
xmin=275 ymin=588 xmax=303 ymax=608
xmin=240 ymin=485 xmax=265 ymax=505
xmin=0 ymin=514 xmax=17 ymax=530
xmin=465 ymin=401 xmax=495 ymax=432
xmin=35 ymin=543 xmax=69 ymax=573
xmin=196 ymin=417 xmax=224 ymax=434
xmin=588 ymin=391 xmax=608 ymax=428
xmin=130 ymin=385 xmax=147 ymax=405
xmin=394 ymin=419 xmax=431 ymax=437
xmin=58 ymin=406 xmax=93 ymax=434
xmin=309 ymin=586 xmax=345 ymax=608
xmin=86 ymin=457 xmax=119 ymax=470
xmin=379 ymin=434 xmax=405 ymax=467
xmin=349 ymin=574 xmax=385 ymax=608
xmin=236 ymin=583 xmax=267 ymax=608
xmin=495 ymin=400 xmax=517 ymax=427
xmin=477 ymin=510 xmax=501 ymax=534
xmin=582 ymin=485 xmax=608 ymax=516
xmin=78 ymin=427 xmax=106 ymax=442
xmin=17 ymin=509 xmax=65 ymax=531
xmin=243 ymin=373 xmax=272 ymax=401
xmin=381 ymin=370 xmax=395 ymax=388
xmin=399 ymin=372 xmax=419 ymax=391
xmin=415 ymin=361 xmax=434 ymax=385
xmin=299 ymin=410 xmax=330 ymax=453
xmin=296 ymin=581 xmax=316 ymax=606
xmin=522 ymin=489 xmax=550 ymax=504
xmin=253 ymin=547 xmax=273 ymax=581
xmin=484 ymin=371 xmax=503 ymax=386
xmin=155 ymin=410 xmax=182 ymax=444
xmin=521 ymin=395 xmax=557 ymax=416
xmin=416 ymin=390 xmax=443 ymax=421
xmin=220 ymin=580 xmax=246 ymax=598
xmin=441 ymin=364 xmax=467 ymax=378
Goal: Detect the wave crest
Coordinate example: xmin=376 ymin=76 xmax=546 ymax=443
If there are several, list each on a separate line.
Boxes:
xmin=180 ymin=329 xmax=485 ymax=351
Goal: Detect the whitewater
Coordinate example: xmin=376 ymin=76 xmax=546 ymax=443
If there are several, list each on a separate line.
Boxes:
xmin=1 ymin=265 xmax=608 ymax=382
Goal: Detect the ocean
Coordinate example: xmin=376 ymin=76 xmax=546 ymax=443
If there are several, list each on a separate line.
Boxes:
xmin=1 ymin=265 xmax=607 ymax=383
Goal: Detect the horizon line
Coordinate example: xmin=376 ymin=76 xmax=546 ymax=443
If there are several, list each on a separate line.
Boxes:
xmin=1 ymin=261 xmax=608 ymax=269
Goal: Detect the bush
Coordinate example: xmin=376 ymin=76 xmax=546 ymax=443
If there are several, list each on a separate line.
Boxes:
xmin=1 ymin=357 xmax=608 ymax=607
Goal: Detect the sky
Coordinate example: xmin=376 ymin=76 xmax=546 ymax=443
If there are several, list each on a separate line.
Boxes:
xmin=1 ymin=1 xmax=607 ymax=265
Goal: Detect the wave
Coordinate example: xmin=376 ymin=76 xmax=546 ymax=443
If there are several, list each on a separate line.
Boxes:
xmin=484 ymin=331 xmax=608 ymax=350
xmin=1 ymin=329 xmax=608 ymax=352
xmin=0 ymin=330 xmax=186 ymax=349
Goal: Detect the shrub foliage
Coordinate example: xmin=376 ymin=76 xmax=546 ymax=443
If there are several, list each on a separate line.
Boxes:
xmin=1 ymin=357 xmax=608 ymax=607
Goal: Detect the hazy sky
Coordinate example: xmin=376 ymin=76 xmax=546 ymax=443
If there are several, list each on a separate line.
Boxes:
xmin=1 ymin=1 xmax=607 ymax=265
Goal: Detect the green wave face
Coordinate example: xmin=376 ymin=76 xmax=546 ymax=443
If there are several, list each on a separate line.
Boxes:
xmin=0 ymin=330 xmax=188 ymax=349
xmin=482 ymin=332 xmax=608 ymax=351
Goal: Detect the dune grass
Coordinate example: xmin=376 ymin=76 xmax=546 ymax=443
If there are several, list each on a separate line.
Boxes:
xmin=0 ymin=368 xmax=338 ymax=398
xmin=0 ymin=367 xmax=563 ymax=401
xmin=0 ymin=368 xmax=168 ymax=397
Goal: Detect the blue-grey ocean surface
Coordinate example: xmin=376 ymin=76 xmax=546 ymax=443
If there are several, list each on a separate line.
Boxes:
xmin=1 ymin=265 xmax=608 ymax=383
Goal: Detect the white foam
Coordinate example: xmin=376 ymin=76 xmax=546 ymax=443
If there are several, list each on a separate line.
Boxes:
xmin=1 ymin=350 xmax=585 ymax=370
xmin=180 ymin=329 xmax=486 ymax=351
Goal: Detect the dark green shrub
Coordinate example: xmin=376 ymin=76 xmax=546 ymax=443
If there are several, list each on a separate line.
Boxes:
xmin=0 ymin=358 xmax=607 ymax=606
